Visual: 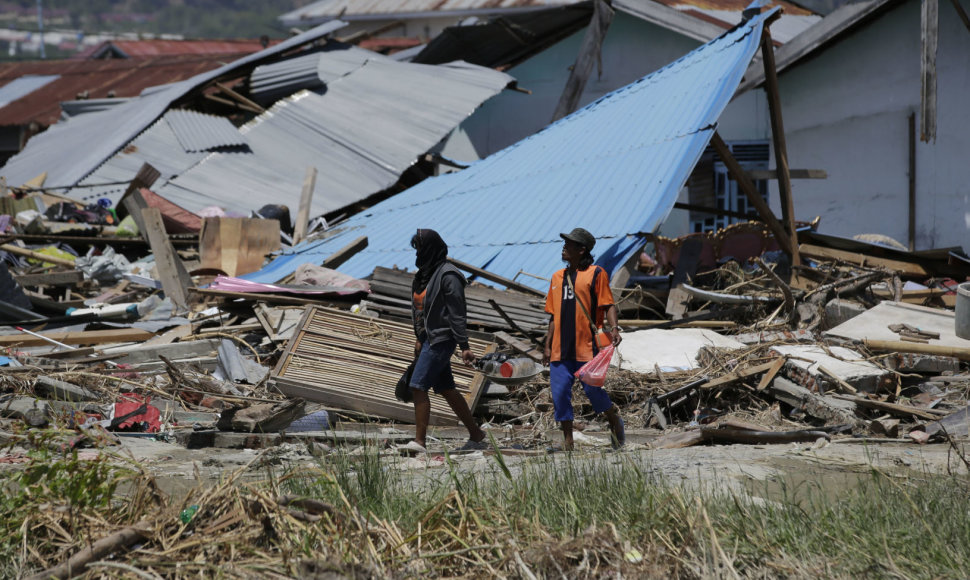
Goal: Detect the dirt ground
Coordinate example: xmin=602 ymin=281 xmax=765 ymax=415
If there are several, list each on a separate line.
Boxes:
xmin=80 ymin=425 xmax=969 ymax=502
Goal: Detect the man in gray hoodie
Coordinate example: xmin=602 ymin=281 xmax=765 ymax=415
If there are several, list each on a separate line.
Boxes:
xmin=408 ymin=229 xmax=487 ymax=452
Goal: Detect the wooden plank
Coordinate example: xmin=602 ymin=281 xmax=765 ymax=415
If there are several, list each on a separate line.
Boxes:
xmin=710 ymin=133 xmax=793 ymax=257
xmin=215 ymin=82 xmax=266 ymax=113
xmin=908 ymin=112 xmax=917 ymax=251
xmin=920 ymin=0 xmax=938 ymax=142
xmin=321 ymin=236 xmax=368 ymax=270
xmin=449 ymin=258 xmax=545 ymax=297
xmin=756 ymin=356 xmax=787 ymax=391
xmin=141 ymin=207 xmax=193 ymax=313
xmin=0 ymin=244 xmax=75 ymax=267
xmin=799 ymin=244 xmax=929 ymax=277
xmin=494 ymin=330 xmax=543 ymax=362
xmin=699 ymin=361 xmax=777 ymax=390
xmin=13 ymin=270 xmax=84 ymax=287
xmin=747 ymin=169 xmax=826 ymax=180
xmin=293 ymin=166 xmax=317 ymax=245
xmin=143 ymin=323 xmax=195 ymax=347
xmin=619 ymin=319 xmax=736 ymax=330
xmin=836 ymin=394 xmax=940 ymax=421
xmin=0 ymin=328 xmax=153 ymax=347
xmin=190 ymin=287 xmax=356 ymax=307
xmin=466 ymin=342 xmax=496 ymax=411
xmin=759 ymin=24 xmax=800 ymax=266
xmin=118 ymin=164 xmax=160 ymax=227
xmin=199 ymin=217 xmax=280 ymax=277
xmin=864 ymin=339 xmax=970 ymax=361
xmin=550 ymin=0 xmax=614 ymax=122
xmin=951 ymin=0 xmax=970 ymax=33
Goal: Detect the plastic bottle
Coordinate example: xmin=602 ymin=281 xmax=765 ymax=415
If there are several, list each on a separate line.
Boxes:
xmin=179 ymin=505 xmax=199 ymax=524
xmin=480 ymin=360 xmax=503 ymax=376
xmin=500 ymin=357 xmax=534 ymax=378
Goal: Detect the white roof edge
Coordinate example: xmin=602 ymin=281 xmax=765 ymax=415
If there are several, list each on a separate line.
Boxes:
xmin=614 ymin=0 xmax=728 ymax=43
xmin=735 ymin=0 xmax=898 ymax=95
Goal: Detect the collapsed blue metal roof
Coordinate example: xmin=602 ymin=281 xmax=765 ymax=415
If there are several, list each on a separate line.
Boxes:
xmin=246 ymin=10 xmax=777 ymax=291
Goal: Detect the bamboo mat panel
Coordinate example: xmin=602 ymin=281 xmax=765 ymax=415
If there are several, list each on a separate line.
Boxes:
xmin=273 ymin=305 xmax=493 ymax=425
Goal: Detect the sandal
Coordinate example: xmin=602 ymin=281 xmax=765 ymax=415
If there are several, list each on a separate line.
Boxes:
xmin=456 ymin=438 xmax=489 ymax=452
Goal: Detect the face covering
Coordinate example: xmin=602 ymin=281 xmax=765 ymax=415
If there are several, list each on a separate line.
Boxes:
xmin=411 ymin=228 xmax=448 ymax=293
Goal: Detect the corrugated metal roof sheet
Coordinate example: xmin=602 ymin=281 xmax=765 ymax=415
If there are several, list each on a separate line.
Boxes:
xmin=164 ymin=109 xmax=248 ymax=152
xmin=0 ymin=20 xmax=347 ymax=189
xmin=65 ymin=111 xmax=213 ymax=205
xmin=0 ymin=55 xmax=239 ymax=127
xmin=280 ymin=0 xmax=573 ymax=24
xmin=153 ymin=57 xmax=512 ymax=216
xmin=249 ymin=45 xmax=386 ymax=104
xmin=60 ymin=98 xmax=131 ymax=119
xmin=0 ymin=75 xmax=59 ymax=108
xmin=247 ymin=9 xmax=777 ymax=289
xmin=75 ymin=39 xmax=275 ymax=59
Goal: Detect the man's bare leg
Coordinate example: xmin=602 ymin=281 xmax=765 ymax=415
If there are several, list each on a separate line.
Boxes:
xmin=411 ymin=388 xmax=431 ymax=447
xmin=441 ymin=388 xmax=484 ymax=442
xmin=560 ymin=419 xmax=574 ymax=451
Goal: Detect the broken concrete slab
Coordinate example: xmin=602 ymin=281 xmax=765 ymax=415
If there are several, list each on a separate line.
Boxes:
xmin=825 ymin=301 xmax=970 ymax=348
xmin=771 ymin=344 xmax=892 ymax=393
xmin=824 ymin=298 xmax=867 ymax=328
xmin=34 ymin=376 xmax=100 ymax=402
xmin=768 ymin=377 xmax=861 ymax=426
xmin=880 ymin=352 xmax=961 ymax=374
xmin=615 ymin=328 xmax=746 ymax=373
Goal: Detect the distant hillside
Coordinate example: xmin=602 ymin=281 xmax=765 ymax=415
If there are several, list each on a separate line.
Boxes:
xmin=0 ymin=1 xmax=315 ymax=40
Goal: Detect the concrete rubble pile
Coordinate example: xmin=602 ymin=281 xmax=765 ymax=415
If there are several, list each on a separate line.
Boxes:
xmin=2 ymin=181 xmax=970 ymax=463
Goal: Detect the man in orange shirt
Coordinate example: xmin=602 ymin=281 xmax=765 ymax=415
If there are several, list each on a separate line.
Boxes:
xmin=542 ymin=228 xmax=625 ymax=451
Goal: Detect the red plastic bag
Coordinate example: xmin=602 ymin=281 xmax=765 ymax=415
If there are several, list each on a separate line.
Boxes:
xmin=574 ymin=344 xmax=614 ymax=387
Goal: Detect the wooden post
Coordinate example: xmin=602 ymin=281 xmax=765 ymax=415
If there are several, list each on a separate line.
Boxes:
xmin=550 ymin=0 xmax=614 ymax=122
xmin=293 ymin=166 xmax=317 ymax=245
xmin=951 ymin=0 xmax=970 ymax=33
xmin=908 ymin=112 xmax=917 ymax=251
xmin=141 ymin=207 xmax=193 ymax=313
xmin=710 ymin=133 xmax=793 ymax=257
xmin=321 ymin=235 xmax=368 ymax=270
xmin=759 ymin=23 xmax=800 ymax=266
xmin=921 ymin=0 xmax=938 ymax=142
xmin=118 ymin=163 xmax=160 ymax=226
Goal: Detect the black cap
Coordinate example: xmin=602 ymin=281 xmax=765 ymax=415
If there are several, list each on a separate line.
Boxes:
xmin=560 ymin=227 xmax=596 ymax=251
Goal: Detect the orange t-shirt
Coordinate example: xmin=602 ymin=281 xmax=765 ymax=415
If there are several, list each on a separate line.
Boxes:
xmin=544 ymin=265 xmax=614 ymax=362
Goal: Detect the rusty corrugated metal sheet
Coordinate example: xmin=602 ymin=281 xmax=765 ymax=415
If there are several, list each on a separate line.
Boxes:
xmin=0 ymin=54 xmax=251 ymax=127
xmin=77 ymin=39 xmax=274 ymax=59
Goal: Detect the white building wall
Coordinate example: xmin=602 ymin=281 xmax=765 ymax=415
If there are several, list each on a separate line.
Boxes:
xmin=441 ymin=12 xmax=709 ymax=160
xmin=773 ymin=0 xmax=970 ymax=250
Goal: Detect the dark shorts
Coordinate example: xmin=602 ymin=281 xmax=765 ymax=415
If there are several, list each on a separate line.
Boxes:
xmin=549 ymin=360 xmax=614 ymax=422
xmin=409 ymin=340 xmax=457 ymax=394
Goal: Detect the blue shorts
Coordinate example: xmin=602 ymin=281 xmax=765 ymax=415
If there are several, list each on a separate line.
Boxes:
xmin=410 ymin=340 xmax=457 ymax=394
xmin=549 ymin=360 xmax=614 ymax=422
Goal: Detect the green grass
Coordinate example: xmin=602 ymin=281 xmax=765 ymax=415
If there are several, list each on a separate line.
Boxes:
xmin=3 ymin=437 xmax=970 ymax=578
xmin=282 ymin=443 xmax=970 ymax=578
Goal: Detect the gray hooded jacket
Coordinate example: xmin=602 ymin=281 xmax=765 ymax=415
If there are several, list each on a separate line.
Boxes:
xmin=411 ymin=263 xmax=470 ymax=351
